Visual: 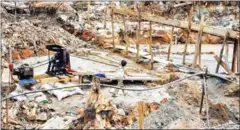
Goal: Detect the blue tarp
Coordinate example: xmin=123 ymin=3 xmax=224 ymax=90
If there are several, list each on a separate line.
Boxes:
xmin=19 ymin=78 xmax=37 ymax=87
xmin=93 ymin=73 xmax=106 ymax=78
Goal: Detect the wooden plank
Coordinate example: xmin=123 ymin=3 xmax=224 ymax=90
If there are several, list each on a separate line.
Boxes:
xmin=113 ymin=8 xmax=239 ymax=39
xmin=36 ymin=76 xmax=75 ymax=85
xmin=216 ymin=33 xmax=228 ymax=73
xmin=214 ymin=55 xmax=233 ymax=74
xmin=183 ymin=6 xmax=193 ymax=65
xmin=34 ymin=74 xmax=51 ymax=79
xmin=138 ymin=101 xmax=144 ymax=129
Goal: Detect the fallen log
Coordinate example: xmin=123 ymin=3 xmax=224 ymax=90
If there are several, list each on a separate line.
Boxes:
xmin=214 ymin=55 xmax=233 ymax=75
xmin=113 ymin=7 xmax=239 ymax=39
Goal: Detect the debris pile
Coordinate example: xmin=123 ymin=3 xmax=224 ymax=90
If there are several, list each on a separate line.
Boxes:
xmin=2 ymin=100 xmax=55 ymax=129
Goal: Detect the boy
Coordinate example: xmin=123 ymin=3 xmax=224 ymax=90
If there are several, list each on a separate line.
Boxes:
xmin=112 ymin=60 xmax=128 ymax=97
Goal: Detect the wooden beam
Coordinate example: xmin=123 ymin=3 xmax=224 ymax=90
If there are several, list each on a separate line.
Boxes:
xmin=214 ymin=55 xmax=233 ymax=74
xmin=113 ymin=8 xmax=239 ymax=39
xmin=216 ymin=33 xmax=229 ymax=73
xmin=183 ymin=6 xmax=193 ymax=65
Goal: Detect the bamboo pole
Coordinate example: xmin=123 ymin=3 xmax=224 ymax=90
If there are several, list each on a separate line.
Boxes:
xmin=138 ymin=101 xmax=144 ymax=129
xmin=167 ymin=27 xmax=174 ymax=61
xmin=136 ymin=4 xmax=141 ymax=59
xmin=193 ymin=15 xmax=204 ymax=68
xmin=111 ymin=8 xmax=115 ymax=49
xmin=214 ymin=55 xmax=232 ymax=74
xmin=216 ymin=32 xmax=228 ymax=73
xmin=183 ymin=6 xmax=193 ymax=65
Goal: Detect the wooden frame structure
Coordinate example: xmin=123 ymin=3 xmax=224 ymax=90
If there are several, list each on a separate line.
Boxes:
xmin=110 ymin=6 xmax=239 ymax=73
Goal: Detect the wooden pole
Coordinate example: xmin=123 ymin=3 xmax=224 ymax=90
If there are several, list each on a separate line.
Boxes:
xmin=138 ymin=101 xmax=144 ymax=129
xmin=216 ymin=32 xmax=228 ymax=73
xmin=183 ymin=6 xmax=193 ymax=65
xmin=232 ymin=40 xmax=237 ymax=72
xmin=167 ymin=26 xmax=174 ymax=61
xmin=214 ymin=55 xmax=233 ymax=74
xmin=224 ymin=40 xmax=229 ymax=65
xmin=238 ymin=38 xmax=240 ymax=73
xmin=6 ymin=45 xmax=12 ymax=129
xmin=123 ymin=15 xmax=129 ymax=56
xmin=14 ymin=1 xmax=17 ymax=21
xmin=104 ymin=4 xmax=107 ymax=29
xmin=136 ymin=4 xmax=141 ymax=59
xmin=87 ymin=0 xmax=90 ymax=24
xmin=149 ymin=21 xmax=153 ymax=69
xmin=111 ymin=8 xmax=115 ymax=49
xmin=193 ymin=15 xmax=204 ymax=68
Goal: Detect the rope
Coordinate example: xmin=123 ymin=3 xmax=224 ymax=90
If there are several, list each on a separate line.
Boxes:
xmin=2 ymin=72 xmax=239 ymax=101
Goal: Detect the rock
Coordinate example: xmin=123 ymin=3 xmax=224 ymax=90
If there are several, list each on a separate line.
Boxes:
xmin=117 ymin=109 xmax=126 ymax=116
xmin=27 ymin=114 xmax=37 ymax=121
xmin=36 ymin=112 xmax=48 ymax=121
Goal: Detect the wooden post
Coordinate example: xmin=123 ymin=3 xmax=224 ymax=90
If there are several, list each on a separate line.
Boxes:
xmin=14 ymin=1 xmax=17 ymax=21
xmin=104 ymin=4 xmax=107 ymax=29
xmin=149 ymin=21 xmax=153 ymax=69
xmin=238 ymin=38 xmax=240 ymax=73
xmin=123 ymin=15 xmax=129 ymax=56
xmin=224 ymin=40 xmax=229 ymax=65
xmin=167 ymin=26 xmax=174 ymax=61
xmin=183 ymin=5 xmax=193 ymax=65
xmin=87 ymin=0 xmax=90 ymax=24
xmin=138 ymin=101 xmax=144 ymax=129
xmin=6 ymin=45 xmax=13 ymax=129
xmin=136 ymin=4 xmax=141 ymax=59
xmin=111 ymin=8 xmax=115 ymax=49
xmin=216 ymin=32 xmax=228 ymax=73
xmin=232 ymin=41 xmax=237 ymax=72
xmin=193 ymin=15 xmax=204 ymax=68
